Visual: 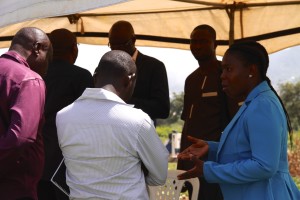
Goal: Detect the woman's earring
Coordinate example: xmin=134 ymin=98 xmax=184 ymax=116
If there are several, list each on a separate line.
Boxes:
xmin=249 ymin=74 xmax=253 ymax=78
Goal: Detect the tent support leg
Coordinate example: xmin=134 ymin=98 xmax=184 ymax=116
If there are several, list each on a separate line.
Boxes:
xmin=226 ymin=3 xmax=236 ymax=45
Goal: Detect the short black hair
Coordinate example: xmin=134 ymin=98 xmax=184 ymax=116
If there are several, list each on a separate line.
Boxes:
xmin=192 ymin=24 xmax=216 ymax=41
xmin=93 ymin=50 xmax=135 ymax=87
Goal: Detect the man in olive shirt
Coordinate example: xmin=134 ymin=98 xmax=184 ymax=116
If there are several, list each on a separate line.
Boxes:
xmin=178 ymin=24 xmax=239 ymax=200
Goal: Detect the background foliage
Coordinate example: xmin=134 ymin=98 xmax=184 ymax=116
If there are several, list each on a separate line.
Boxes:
xmin=289 ymin=132 xmax=300 ymax=188
xmin=157 ymin=92 xmax=184 ymax=126
xmin=279 ymin=81 xmax=300 ymax=131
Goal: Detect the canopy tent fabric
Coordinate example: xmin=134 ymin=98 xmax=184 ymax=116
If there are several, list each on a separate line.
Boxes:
xmin=0 ymin=0 xmax=128 ymax=28
xmin=0 ymin=0 xmax=128 ymax=47
xmin=0 ymin=0 xmax=300 ymax=56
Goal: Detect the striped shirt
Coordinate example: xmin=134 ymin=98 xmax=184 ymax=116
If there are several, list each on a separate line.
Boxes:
xmin=56 ymin=88 xmax=169 ymax=200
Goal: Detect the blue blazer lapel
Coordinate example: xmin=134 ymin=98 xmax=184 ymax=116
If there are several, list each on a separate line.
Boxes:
xmin=216 ymin=82 xmax=269 ymax=160
xmin=216 ymin=103 xmax=248 ymax=160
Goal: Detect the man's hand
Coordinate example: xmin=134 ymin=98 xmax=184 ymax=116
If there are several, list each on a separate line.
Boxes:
xmin=177 ymin=136 xmax=208 ymax=160
xmin=177 ymin=155 xmax=204 ymax=180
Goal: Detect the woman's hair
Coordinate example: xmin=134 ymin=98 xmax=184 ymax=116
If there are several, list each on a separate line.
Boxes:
xmin=227 ymin=41 xmax=292 ymax=134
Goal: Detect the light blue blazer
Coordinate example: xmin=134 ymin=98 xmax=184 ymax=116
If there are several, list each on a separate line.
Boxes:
xmin=204 ymin=81 xmax=300 ymax=200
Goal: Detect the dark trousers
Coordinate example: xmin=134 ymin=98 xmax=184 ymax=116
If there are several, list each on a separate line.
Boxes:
xmin=185 ymin=177 xmax=223 ymax=200
xmin=37 ymin=180 xmax=69 ymax=200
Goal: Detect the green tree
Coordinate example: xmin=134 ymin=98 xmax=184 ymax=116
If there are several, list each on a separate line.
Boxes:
xmin=279 ymin=81 xmax=300 ymax=131
xmin=157 ymin=92 xmax=184 ymax=125
xmin=156 ymin=92 xmax=184 ymax=142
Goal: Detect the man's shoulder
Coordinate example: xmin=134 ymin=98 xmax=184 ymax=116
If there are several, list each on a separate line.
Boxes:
xmin=0 ymin=58 xmax=42 ymax=83
xmin=186 ymin=67 xmax=200 ymax=80
xmin=73 ymin=64 xmax=93 ymax=79
xmin=56 ymin=101 xmax=153 ymax=130
xmin=114 ymin=104 xmax=153 ymax=126
xmin=123 ymin=105 xmax=151 ymax=119
xmin=50 ymin=61 xmax=92 ymax=75
xmin=137 ymin=51 xmax=164 ymax=66
xmin=73 ymin=64 xmax=92 ymax=74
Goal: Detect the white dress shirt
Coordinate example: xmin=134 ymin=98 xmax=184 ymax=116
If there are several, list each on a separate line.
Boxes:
xmin=56 ymin=88 xmax=169 ymax=200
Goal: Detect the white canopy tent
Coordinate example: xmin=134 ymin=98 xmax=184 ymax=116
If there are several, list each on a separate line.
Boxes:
xmin=0 ymin=0 xmax=300 ymax=56
xmin=0 ymin=0 xmax=128 ymax=28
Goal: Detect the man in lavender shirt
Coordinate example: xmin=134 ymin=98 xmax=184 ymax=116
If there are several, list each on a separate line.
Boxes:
xmin=0 ymin=27 xmax=52 ymax=200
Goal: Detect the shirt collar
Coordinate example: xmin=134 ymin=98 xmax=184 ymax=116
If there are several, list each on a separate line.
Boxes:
xmin=78 ymin=88 xmax=134 ymax=107
xmin=2 ymin=51 xmax=30 ymax=68
xmin=245 ymin=81 xmax=270 ymax=104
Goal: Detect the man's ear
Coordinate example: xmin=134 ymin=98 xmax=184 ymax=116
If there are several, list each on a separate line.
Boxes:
xmin=71 ymin=43 xmax=79 ymax=62
xmin=249 ymin=64 xmax=259 ymax=78
xmin=33 ymin=42 xmax=42 ymax=56
xmin=122 ymin=75 xmax=130 ymax=88
xmin=131 ymin=36 xmax=136 ymax=45
xmin=72 ymin=43 xmax=78 ymax=53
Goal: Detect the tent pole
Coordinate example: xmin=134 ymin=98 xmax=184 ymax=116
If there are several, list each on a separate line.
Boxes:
xmin=226 ymin=3 xmax=236 ymax=45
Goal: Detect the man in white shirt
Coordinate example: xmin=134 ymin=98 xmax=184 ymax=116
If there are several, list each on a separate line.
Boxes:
xmin=56 ymin=50 xmax=169 ymax=200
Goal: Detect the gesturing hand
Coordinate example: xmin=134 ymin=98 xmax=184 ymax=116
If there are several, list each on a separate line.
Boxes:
xmin=177 ymin=155 xmax=204 ymax=180
xmin=176 ymin=136 xmax=208 ymax=180
xmin=177 ymin=136 xmax=208 ymax=161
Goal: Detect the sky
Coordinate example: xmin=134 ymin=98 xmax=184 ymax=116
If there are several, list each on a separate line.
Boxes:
xmin=1 ymin=44 xmax=300 ymax=95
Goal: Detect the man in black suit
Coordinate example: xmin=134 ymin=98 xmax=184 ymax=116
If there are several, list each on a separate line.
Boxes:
xmin=108 ymin=20 xmax=170 ymax=125
xmin=37 ymin=28 xmax=94 ymax=200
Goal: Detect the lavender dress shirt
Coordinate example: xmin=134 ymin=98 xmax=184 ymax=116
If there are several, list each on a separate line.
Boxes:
xmin=0 ymin=51 xmax=46 ymax=200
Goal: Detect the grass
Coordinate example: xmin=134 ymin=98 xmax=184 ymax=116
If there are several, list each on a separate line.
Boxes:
xmin=289 ymin=131 xmax=300 ymax=189
xmin=168 ymin=162 xmax=177 ymax=170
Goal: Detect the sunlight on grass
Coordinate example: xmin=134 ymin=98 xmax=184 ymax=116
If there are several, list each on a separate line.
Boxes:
xmin=168 ymin=162 xmax=177 ymax=170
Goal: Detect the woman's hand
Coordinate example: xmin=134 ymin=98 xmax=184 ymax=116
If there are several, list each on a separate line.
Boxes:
xmin=177 ymin=155 xmax=204 ymax=179
xmin=177 ymin=136 xmax=208 ymax=160
xmin=177 ymin=136 xmax=208 ymax=180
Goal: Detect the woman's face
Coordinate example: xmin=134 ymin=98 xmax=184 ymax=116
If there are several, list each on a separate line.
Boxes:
xmin=221 ymin=51 xmax=253 ymax=101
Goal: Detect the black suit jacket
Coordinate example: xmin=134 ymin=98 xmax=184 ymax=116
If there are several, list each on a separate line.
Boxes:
xmin=41 ymin=60 xmax=94 ymax=180
xmin=129 ymin=51 xmax=170 ymax=122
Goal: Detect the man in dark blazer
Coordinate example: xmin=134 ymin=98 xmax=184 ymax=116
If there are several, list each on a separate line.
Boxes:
xmin=37 ymin=28 xmax=94 ymax=200
xmin=108 ymin=20 xmax=170 ymax=125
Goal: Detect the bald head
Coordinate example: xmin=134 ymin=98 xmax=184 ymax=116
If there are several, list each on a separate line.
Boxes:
xmin=11 ymin=27 xmax=47 ymax=50
xmin=110 ymin=20 xmax=135 ymax=36
xmin=94 ymin=50 xmax=136 ymax=102
xmin=108 ymin=20 xmax=136 ymax=56
xmin=49 ymin=28 xmax=78 ymax=63
xmin=10 ymin=27 xmax=52 ymax=77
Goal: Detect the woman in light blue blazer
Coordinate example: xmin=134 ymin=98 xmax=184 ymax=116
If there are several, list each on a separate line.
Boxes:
xmin=177 ymin=41 xmax=300 ymax=200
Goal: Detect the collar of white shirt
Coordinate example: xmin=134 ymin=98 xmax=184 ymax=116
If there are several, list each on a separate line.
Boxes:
xmin=78 ymin=88 xmax=134 ymax=107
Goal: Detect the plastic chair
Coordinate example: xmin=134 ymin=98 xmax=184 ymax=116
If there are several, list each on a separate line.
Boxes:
xmin=148 ymin=169 xmax=199 ymax=200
